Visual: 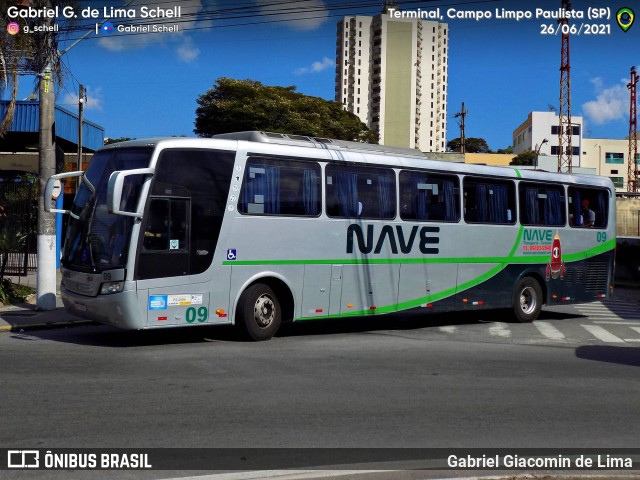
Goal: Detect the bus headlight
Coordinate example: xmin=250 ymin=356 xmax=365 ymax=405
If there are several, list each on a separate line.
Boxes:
xmin=100 ymin=281 xmax=125 ymax=295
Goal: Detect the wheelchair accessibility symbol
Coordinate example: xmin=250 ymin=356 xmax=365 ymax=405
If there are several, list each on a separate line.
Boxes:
xmin=226 ymin=249 xmax=237 ymax=261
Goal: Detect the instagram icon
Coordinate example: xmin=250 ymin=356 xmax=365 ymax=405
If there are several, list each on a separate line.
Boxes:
xmin=7 ymin=22 xmax=20 ymax=35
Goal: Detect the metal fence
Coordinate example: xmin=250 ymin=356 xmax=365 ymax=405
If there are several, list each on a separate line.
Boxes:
xmin=0 ymin=177 xmax=38 ymax=276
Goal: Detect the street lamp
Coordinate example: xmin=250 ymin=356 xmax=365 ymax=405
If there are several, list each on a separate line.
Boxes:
xmin=535 ymin=138 xmax=549 ymax=169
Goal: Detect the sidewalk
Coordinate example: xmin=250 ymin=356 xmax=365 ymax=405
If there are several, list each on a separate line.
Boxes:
xmin=1 ymin=271 xmax=638 ymax=334
xmin=0 ymin=271 xmax=93 ymax=333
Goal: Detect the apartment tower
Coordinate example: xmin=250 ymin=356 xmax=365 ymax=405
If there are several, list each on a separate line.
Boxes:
xmin=335 ymin=1 xmax=448 ymax=151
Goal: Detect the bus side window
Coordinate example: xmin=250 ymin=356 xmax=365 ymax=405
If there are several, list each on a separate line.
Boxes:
xmin=568 ymin=187 xmax=608 ymax=229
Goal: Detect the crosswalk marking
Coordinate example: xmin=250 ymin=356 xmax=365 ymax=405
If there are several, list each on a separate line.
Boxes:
xmin=534 ymin=321 xmax=565 ymax=341
xmin=581 ymin=325 xmax=626 ymax=343
xmin=424 ymin=300 xmax=640 ymax=345
xmin=489 ymin=322 xmax=511 ymax=338
xmin=594 ymin=321 xmax=640 ymax=325
xmin=434 ymin=322 xmax=639 ymax=345
xmin=439 ymin=326 xmax=457 ymax=334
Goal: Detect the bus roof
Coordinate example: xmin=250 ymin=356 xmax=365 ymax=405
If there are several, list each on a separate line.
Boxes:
xmin=212 ymin=131 xmax=429 ymax=158
xmin=98 ymin=134 xmax=614 ymax=191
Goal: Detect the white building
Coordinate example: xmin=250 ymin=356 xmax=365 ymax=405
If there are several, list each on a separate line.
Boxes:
xmin=335 ymin=1 xmax=448 ymax=152
xmin=512 ymin=111 xmax=584 ymax=168
xmin=513 ymin=111 xmax=636 ymax=191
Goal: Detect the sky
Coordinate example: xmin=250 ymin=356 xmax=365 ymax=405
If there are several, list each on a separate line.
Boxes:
xmin=6 ymin=0 xmax=640 ymax=152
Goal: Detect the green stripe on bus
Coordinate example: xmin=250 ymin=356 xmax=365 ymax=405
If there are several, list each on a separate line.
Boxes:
xmin=296 ymin=263 xmax=506 ymax=320
xmin=224 ymin=235 xmax=615 ymax=322
xmin=222 ymin=239 xmax=614 ymax=267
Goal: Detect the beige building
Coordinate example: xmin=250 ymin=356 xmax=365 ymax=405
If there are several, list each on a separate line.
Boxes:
xmin=336 ymin=1 xmax=448 ymax=152
xmin=581 ymin=138 xmax=637 ymax=191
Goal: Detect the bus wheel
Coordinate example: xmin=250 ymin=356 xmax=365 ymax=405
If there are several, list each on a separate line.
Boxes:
xmin=237 ymin=283 xmax=281 ymax=341
xmin=512 ymin=277 xmax=542 ymax=323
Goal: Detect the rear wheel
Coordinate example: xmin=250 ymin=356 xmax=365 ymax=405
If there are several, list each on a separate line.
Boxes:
xmin=236 ymin=283 xmax=281 ymax=341
xmin=512 ymin=277 xmax=543 ymax=323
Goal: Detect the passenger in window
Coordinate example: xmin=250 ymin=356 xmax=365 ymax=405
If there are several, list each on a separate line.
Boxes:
xmin=581 ymin=199 xmax=595 ymax=227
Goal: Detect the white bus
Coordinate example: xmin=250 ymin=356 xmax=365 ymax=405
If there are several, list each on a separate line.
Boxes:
xmin=46 ymin=132 xmax=616 ymax=340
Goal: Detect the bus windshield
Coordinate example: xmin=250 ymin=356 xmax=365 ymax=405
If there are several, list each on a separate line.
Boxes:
xmin=61 ymin=147 xmax=152 ymax=273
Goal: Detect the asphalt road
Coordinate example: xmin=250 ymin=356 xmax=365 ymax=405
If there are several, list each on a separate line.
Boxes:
xmin=1 ymin=299 xmax=639 ymax=479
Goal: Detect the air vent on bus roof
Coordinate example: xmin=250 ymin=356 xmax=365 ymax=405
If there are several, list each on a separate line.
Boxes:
xmin=264 ymin=132 xmax=285 ymax=139
xmin=288 ymin=135 xmax=312 ymax=141
xmin=314 ymin=137 xmax=333 ymax=143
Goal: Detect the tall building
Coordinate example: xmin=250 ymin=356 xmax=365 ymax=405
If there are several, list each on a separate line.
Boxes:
xmin=335 ymin=1 xmax=448 ymax=152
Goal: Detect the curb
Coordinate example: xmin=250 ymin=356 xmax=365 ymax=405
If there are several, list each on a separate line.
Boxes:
xmin=0 ymin=320 xmax=95 ymax=333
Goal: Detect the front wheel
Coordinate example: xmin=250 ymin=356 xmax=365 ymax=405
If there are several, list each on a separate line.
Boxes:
xmin=236 ymin=283 xmax=282 ymax=341
xmin=512 ymin=277 xmax=543 ymax=323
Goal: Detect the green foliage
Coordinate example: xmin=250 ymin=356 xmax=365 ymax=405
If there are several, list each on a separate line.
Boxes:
xmin=510 ymin=150 xmax=538 ymax=166
xmin=0 ymin=1 xmax=79 ymax=136
xmin=0 ymin=278 xmax=34 ymax=306
xmin=0 ymin=278 xmax=11 ymax=305
xmin=447 ymin=137 xmax=491 ymax=153
xmin=194 ymin=78 xmax=378 ymax=143
xmin=496 ymin=146 xmax=514 ymax=154
xmin=0 ymin=229 xmax=26 ymax=282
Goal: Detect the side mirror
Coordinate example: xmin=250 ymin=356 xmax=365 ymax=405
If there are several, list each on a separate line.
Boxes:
xmin=107 ymin=168 xmax=154 ymax=217
xmin=44 ymin=171 xmax=84 ymax=214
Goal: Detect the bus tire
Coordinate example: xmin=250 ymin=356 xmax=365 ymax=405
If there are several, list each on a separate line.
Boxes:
xmin=512 ymin=277 xmax=543 ymax=323
xmin=237 ymin=283 xmax=282 ymax=341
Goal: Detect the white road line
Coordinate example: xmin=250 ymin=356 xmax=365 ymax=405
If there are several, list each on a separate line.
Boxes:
xmin=581 ymin=325 xmax=626 ymax=343
xmin=489 ymin=322 xmax=511 ymax=338
xmin=594 ymin=321 xmax=640 ymax=325
xmin=439 ymin=326 xmax=457 ymax=334
xmin=578 ymin=311 xmax=640 ymax=319
xmin=630 ymin=327 xmax=640 ymax=335
xmin=534 ymin=321 xmax=565 ymax=341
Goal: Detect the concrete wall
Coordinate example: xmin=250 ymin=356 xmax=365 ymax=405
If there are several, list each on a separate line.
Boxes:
xmin=465 ymin=153 xmax=513 ymax=165
xmin=617 ymin=197 xmax=640 ymax=237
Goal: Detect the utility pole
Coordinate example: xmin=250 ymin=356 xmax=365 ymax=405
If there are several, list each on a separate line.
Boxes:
xmin=34 ymin=0 xmax=138 ymax=310
xmin=627 ymin=66 xmax=638 ymax=192
xmin=454 ymin=102 xmax=467 ymax=154
xmin=77 ymin=84 xmax=86 ymax=184
xmin=36 ymin=2 xmax=57 ymax=310
xmin=557 ymin=0 xmax=573 ymax=173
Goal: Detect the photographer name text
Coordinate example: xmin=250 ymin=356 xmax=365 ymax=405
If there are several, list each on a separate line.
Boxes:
xmin=7 ymin=5 xmax=181 ymax=20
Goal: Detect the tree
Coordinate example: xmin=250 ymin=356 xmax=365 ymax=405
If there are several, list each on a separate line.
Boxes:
xmin=446 ymin=137 xmax=490 ymax=153
xmin=496 ymin=146 xmax=513 ymax=154
xmin=510 ymin=150 xmax=538 ymax=166
xmin=0 ymin=0 xmax=68 ymax=137
xmin=194 ymin=78 xmax=378 ymax=143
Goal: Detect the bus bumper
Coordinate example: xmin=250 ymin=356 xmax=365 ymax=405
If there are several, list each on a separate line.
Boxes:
xmin=61 ymin=285 xmax=143 ymax=330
